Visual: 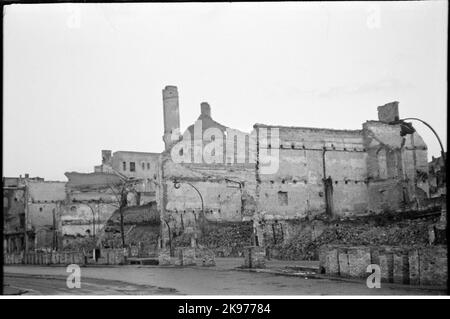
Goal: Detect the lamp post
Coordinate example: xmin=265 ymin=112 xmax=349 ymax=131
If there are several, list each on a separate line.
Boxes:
xmin=173 ymin=179 xmax=205 ymax=247
xmin=173 ymin=179 xmax=205 ymax=220
xmin=86 ymin=203 xmax=96 ymax=248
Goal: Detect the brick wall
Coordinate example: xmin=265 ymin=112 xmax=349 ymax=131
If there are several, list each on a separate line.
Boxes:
xmin=319 ymin=245 xmax=447 ymax=287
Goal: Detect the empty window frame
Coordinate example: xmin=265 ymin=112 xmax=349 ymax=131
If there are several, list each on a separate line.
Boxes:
xmin=278 ymin=191 xmax=288 ymax=206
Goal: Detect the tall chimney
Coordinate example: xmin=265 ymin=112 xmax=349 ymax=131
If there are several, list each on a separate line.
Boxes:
xmin=162 ymin=85 xmax=181 ymax=150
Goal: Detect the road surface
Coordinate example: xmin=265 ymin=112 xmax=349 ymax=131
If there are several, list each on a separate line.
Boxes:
xmin=3 ymin=264 xmax=445 ymax=295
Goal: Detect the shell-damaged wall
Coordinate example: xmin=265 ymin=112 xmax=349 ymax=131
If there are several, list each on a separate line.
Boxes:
xmin=254 ymin=102 xmax=430 ymax=253
xmin=255 ymin=125 xmax=368 ymax=221
xmin=27 ymin=180 xmax=66 ymax=251
xmin=160 ymin=157 xmax=257 ymax=253
xmin=61 ymin=172 xmax=127 ymax=250
xmin=255 ymin=111 xmax=429 ymax=222
xmin=158 ymin=88 xmax=431 ymax=257
xmin=363 ymin=121 xmax=429 ymax=213
xmin=95 ymin=150 xmax=160 ymax=204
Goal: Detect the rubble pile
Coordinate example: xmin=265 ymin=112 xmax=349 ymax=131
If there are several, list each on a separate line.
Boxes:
xmin=272 ymin=217 xmax=436 ymax=260
xmin=171 ymin=232 xmax=192 ymax=247
xmin=198 ymin=221 xmax=253 ymax=257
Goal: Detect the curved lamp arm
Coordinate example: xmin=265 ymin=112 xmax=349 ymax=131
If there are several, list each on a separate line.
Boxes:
xmin=401 ymin=118 xmax=445 ymax=161
xmin=173 ymin=180 xmax=205 ymax=218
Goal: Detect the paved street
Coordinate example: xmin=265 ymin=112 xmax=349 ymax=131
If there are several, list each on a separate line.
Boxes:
xmin=3 ymin=273 xmax=178 ymax=295
xmin=3 ymin=260 xmax=446 ymax=295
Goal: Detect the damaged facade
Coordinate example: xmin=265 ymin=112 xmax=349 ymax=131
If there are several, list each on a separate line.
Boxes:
xmin=157 ymin=87 xmax=434 ymax=257
xmin=429 ymin=153 xmax=446 ymax=197
xmin=3 ymin=176 xmax=65 ymax=253
xmin=61 ymin=172 xmax=125 ymax=250
xmin=3 ymin=85 xmax=443 ymax=263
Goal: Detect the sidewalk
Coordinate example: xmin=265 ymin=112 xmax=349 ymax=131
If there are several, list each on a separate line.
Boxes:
xmin=5 ymin=258 xmax=446 ymax=295
xmin=201 ymin=257 xmax=319 ymax=272
xmin=133 ymin=257 xmax=320 ymax=273
xmin=183 ymin=258 xmax=446 ymax=293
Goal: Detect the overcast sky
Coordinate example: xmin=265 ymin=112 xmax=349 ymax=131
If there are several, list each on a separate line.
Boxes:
xmin=3 ymin=2 xmax=448 ymax=181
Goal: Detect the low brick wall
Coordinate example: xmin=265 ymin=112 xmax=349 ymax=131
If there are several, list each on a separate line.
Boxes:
xmin=176 ymin=247 xmax=196 ymax=266
xmin=243 ymin=246 xmax=266 ymax=269
xmin=157 ymin=247 xmax=216 ymax=266
xmin=319 ymin=245 xmax=447 ymax=286
xmin=95 ymin=249 xmax=127 ymax=265
xmin=4 ymin=251 xmax=85 ymax=266
xmin=158 ymin=248 xmax=173 ymax=266
xmin=4 ymin=249 xmax=126 ymax=266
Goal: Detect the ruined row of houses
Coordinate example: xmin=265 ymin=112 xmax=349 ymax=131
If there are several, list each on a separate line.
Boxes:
xmin=3 ymin=85 xmax=446 ymax=257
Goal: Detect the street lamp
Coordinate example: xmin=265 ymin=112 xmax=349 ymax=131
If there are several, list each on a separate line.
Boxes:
xmin=173 ymin=179 xmax=205 ymax=247
xmin=173 ymin=179 xmax=205 ymax=220
xmin=86 ymin=203 xmax=97 ymax=248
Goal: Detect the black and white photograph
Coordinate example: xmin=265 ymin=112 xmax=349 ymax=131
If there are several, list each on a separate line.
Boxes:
xmin=1 ymin=0 xmax=448 ymax=300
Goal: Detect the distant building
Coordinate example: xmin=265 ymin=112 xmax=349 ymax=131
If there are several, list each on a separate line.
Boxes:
xmin=94 ymin=150 xmax=159 ymax=205
xmin=3 ymin=177 xmax=27 ymax=253
xmin=3 ymin=175 xmax=64 ymax=253
xmin=429 ymin=153 xmax=446 ymax=197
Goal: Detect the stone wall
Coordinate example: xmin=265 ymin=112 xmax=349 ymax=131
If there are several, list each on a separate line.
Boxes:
xmin=3 ymin=249 xmax=126 ymax=265
xmin=26 ymin=180 xmax=66 ymax=250
xmin=157 ymin=246 xmax=216 ymax=266
xmin=319 ymin=245 xmax=447 ymax=287
xmin=3 ymin=188 xmax=25 ymax=234
xmin=255 ymin=125 xmax=368 ymax=219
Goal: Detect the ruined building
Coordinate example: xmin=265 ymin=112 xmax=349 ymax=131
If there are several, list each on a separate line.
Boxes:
xmin=3 ymin=176 xmax=65 ymax=253
xmin=157 ymin=86 xmax=431 ymax=255
xmin=429 ymin=153 xmax=446 ymax=197
xmin=3 ymin=85 xmax=437 ymax=260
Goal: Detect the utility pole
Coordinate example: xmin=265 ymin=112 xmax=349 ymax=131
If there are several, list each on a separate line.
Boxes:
xmin=24 ymin=181 xmax=29 ymax=253
xmin=119 ymin=186 xmax=127 ymax=249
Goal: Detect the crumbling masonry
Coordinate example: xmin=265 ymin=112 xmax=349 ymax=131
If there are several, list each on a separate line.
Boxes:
xmin=3 ymin=86 xmax=440 ymax=265
xmin=157 ymin=87 xmax=432 ymax=257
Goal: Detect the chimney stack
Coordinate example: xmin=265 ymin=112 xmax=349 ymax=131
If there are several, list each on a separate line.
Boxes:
xmin=200 ymin=102 xmax=211 ymax=118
